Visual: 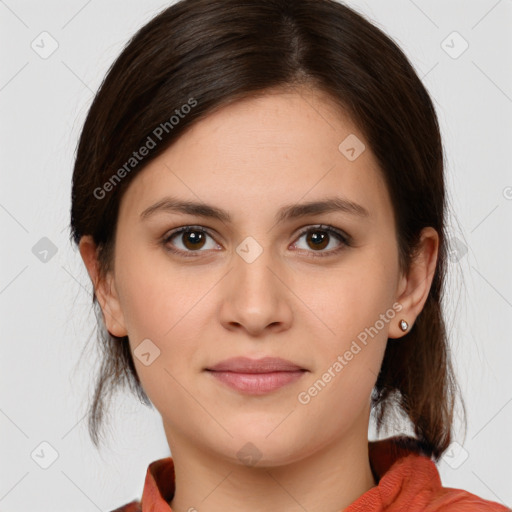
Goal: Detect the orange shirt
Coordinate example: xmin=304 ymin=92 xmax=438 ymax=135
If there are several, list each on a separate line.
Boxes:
xmin=111 ymin=436 xmax=510 ymax=511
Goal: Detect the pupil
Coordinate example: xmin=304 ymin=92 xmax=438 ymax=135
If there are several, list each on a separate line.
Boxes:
xmin=185 ymin=231 xmax=204 ymax=249
xmin=309 ymin=231 xmax=328 ymax=250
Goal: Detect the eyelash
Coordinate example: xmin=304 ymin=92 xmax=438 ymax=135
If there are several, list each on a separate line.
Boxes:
xmin=161 ymin=224 xmax=351 ymax=259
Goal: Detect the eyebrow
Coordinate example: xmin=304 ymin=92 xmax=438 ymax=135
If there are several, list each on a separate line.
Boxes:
xmin=140 ymin=195 xmax=370 ymax=223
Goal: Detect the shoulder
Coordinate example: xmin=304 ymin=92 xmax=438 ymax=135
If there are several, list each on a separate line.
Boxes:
xmin=427 ymin=485 xmax=510 ymax=512
xmin=369 ymin=438 xmax=510 ymax=512
xmin=395 ymin=454 xmax=510 ymax=511
xmin=109 ymin=499 xmax=142 ymax=512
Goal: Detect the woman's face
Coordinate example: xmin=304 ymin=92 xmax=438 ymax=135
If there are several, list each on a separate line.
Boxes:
xmin=88 ymin=88 xmax=435 ymax=466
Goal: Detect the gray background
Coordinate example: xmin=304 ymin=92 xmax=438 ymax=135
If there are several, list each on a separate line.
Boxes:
xmin=1 ymin=0 xmax=511 ymax=510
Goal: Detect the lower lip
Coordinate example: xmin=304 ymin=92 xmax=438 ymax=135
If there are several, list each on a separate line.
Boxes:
xmin=207 ymin=370 xmax=306 ymax=395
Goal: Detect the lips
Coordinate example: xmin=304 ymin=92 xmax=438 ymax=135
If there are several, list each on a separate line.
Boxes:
xmin=205 ymin=357 xmax=307 ymax=395
xmin=206 ymin=356 xmax=306 ymax=373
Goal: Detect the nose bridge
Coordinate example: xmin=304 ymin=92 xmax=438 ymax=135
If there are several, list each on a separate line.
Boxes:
xmin=233 ymin=235 xmax=280 ymax=301
xmin=219 ymin=234 xmax=292 ymax=333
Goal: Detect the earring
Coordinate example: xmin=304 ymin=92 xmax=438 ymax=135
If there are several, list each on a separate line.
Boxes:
xmin=399 ymin=319 xmax=408 ymax=332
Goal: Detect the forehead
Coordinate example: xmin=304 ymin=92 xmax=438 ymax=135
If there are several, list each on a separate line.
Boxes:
xmin=118 ymin=88 xmax=392 ymax=227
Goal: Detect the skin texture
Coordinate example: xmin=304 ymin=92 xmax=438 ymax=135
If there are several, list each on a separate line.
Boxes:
xmin=80 ymin=87 xmax=438 ymax=512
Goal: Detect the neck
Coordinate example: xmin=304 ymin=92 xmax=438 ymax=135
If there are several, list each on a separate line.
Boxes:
xmin=166 ymin=426 xmax=376 ymax=512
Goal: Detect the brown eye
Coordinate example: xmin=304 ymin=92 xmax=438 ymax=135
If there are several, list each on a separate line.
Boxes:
xmin=305 ymin=230 xmax=330 ymax=250
xmin=180 ymin=229 xmax=207 ymax=250
xmin=163 ymin=226 xmax=219 ymax=256
xmin=293 ymin=225 xmax=350 ymax=257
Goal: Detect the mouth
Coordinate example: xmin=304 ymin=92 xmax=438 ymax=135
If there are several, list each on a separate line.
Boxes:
xmin=205 ymin=356 xmax=308 ymax=395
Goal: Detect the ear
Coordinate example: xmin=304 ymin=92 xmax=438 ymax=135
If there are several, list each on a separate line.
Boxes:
xmin=389 ymin=227 xmax=439 ymax=339
xmin=78 ymin=235 xmax=128 ymax=337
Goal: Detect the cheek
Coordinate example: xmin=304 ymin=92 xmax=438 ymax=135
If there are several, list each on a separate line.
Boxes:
xmin=116 ymin=259 xmax=211 ymax=416
xmin=115 ymin=251 xmax=220 ymax=377
xmin=295 ymin=251 xmax=397 ymax=400
xmin=116 ymin=246 xmax=205 ymax=339
xmin=295 ymin=267 xmax=393 ymax=430
xmin=301 ymin=256 xmax=396 ymax=341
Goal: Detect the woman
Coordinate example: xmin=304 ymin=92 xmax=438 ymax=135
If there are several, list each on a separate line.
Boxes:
xmin=70 ymin=0 xmax=510 ymax=510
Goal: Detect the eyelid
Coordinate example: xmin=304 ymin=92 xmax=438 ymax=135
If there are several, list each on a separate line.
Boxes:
xmin=161 ymin=225 xmax=220 ymax=257
xmin=294 ymin=224 xmax=351 ymax=244
xmin=291 ymin=224 xmax=351 ymax=258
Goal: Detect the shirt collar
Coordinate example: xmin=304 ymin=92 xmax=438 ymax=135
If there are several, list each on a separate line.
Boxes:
xmin=138 ymin=436 xmax=441 ymax=511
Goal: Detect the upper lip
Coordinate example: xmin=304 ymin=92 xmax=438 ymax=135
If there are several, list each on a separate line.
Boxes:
xmin=206 ymin=356 xmax=306 ymax=373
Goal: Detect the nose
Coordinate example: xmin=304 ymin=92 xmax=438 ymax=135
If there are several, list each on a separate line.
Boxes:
xmin=218 ymin=243 xmax=293 ymax=337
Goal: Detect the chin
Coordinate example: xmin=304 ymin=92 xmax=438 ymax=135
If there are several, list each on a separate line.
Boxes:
xmin=217 ymin=424 xmax=308 ymax=468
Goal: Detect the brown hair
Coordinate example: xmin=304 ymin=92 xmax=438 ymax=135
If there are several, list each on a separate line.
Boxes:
xmin=70 ymin=0 xmax=465 ymax=460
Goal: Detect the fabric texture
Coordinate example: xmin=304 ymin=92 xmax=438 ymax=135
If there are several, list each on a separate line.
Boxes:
xmin=111 ymin=436 xmax=510 ymax=511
